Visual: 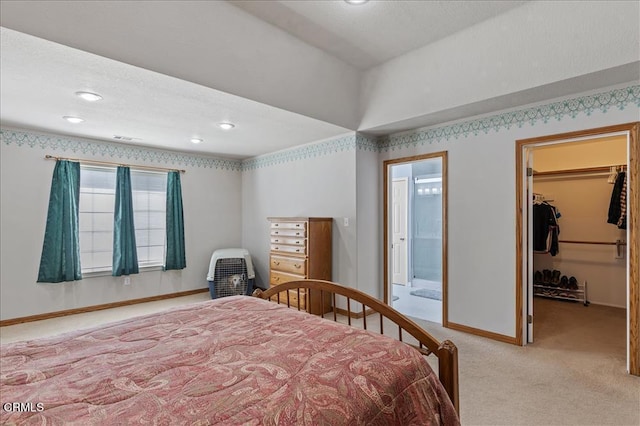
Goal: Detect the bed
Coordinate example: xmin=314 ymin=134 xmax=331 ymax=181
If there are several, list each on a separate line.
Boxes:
xmin=1 ymin=279 xmax=460 ymax=425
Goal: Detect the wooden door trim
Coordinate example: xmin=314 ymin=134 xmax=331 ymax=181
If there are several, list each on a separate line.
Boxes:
xmin=515 ymin=122 xmax=639 ymax=375
xmin=383 ymin=151 xmax=449 ymax=326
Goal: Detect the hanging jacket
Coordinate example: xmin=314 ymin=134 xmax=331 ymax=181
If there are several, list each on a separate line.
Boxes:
xmin=533 ymin=202 xmax=560 ymax=256
xmin=607 ymin=171 xmax=625 ymax=225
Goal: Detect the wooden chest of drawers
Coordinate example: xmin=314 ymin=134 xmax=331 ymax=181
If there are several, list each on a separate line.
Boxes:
xmin=268 ymin=217 xmax=332 ymax=314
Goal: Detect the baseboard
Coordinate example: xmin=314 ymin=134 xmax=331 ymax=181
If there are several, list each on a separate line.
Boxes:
xmin=588 ymin=301 xmax=626 ymax=309
xmin=334 ymin=306 xmax=376 ymax=319
xmin=0 ymin=288 xmax=209 ymax=327
xmin=446 ymin=321 xmax=517 ymax=345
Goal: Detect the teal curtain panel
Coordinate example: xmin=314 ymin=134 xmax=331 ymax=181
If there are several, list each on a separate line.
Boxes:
xmin=165 ymin=171 xmax=186 ymax=270
xmin=37 ymin=160 xmax=82 ymax=283
xmin=112 ymin=166 xmax=139 ymax=276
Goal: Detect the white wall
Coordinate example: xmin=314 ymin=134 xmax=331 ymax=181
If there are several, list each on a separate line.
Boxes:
xmin=0 ymin=129 xmax=242 ymax=320
xmin=377 ymin=83 xmax=639 ymax=338
xmin=356 ymin=141 xmax=381 ymax=297
xmin=241 ymin=134 xmax=358 ymax=290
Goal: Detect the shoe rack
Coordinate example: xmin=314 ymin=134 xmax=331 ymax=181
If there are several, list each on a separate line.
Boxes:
xmin=533 ymin=270 xmax=590 ymax=306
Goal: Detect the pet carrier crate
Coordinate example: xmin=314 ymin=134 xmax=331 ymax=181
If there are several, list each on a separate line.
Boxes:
xmin=206 ymin=248 xmax=255 ymax=299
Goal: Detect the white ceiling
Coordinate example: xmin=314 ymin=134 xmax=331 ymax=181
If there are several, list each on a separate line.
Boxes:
xmin=0 ymin=27 xmax=350 ymax=159
xmin=0 ymin=1 xmax=544 ymax=159
xmin=231 ymin=0 xmax=527 ymax=70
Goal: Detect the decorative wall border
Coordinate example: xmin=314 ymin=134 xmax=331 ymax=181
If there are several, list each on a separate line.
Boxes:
xmin=242 ymin=133 xmax=359 ymax=170
xmin=355 ymin=133 xmax=380 ymax=152
xmin=0 ymin=128 xmax=243 ymax=171
xmin=378 ymin=84 xmax=640 ymax=151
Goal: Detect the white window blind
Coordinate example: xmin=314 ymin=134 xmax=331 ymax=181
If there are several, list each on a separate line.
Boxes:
xmin=79 ymin=166 xmax=167 ymax=273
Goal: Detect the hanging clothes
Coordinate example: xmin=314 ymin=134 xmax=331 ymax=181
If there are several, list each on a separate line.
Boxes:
xmin=607 ymin=171 xmax=627 ymax=230
xmin=617 ymin=172 xmax=627 ymax=229
xmin=533 ymin=201 xmax=560 ymax=256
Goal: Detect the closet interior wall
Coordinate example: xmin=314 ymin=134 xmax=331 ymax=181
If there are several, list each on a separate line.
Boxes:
xmin=532 ymin=138 xmax=627 ymax=308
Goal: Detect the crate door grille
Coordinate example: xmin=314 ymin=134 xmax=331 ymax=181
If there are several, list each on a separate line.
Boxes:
xmin=213 ymin=258 xmax=249 ymax=298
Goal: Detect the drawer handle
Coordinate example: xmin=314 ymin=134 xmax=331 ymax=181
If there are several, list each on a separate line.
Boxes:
xmin=274 ymin=246 xmax=280 ymax=250
xmin=296 ymin=224 xmax=301 ymax=227
xmin=274 ymin=224 xmax=279 ymax=227
xmin=295 ymin=241 xmax=301 ymax=245
xmin=273 ymin=261 xmax=280 ymax=265
xmin=295 ymin=249 xmax=300 ymax=252
xmin=274 ymin=231 xmax=279 ymax=235
xmin=274 ymin=239 xmax=279 ymax=242
xmin=274 ymin=277 xmax=280 ymax=282
xmin=294 ymin=264 xmax=301 ymax=269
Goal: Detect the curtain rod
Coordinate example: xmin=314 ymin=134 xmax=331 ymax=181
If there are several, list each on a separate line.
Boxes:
xmin=533 ymin=165 xmax=625 ymax=177
xmin=44 ymin=155 xmax=185 ymax=173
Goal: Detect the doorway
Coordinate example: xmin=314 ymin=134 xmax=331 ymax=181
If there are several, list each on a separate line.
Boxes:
xmin=516 ymin=122 xmax=639 ymax=376
xmin=384 ymin=152 xmax=448 ymax=325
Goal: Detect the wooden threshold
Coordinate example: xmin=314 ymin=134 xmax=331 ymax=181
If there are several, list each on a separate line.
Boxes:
xmin=0 ymin=288 xmax=209 ymax=327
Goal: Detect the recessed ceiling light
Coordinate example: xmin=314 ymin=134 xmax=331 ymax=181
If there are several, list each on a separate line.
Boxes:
xmin=218 ymin=122 xmax=235 ymax=130
xmin=344 ymin=0 xmax=369 ymax=4
xmin=63 ymin=116 xmax=84 ymax=124
xmin=75 ymin=91 xmax=103 ymax=102
xmin=190 ymin=138 xmax=203 ymax=144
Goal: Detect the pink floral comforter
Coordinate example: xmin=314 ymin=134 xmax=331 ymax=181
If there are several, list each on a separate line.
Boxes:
xmin=1 ymin=296 xmax=459 ymax=425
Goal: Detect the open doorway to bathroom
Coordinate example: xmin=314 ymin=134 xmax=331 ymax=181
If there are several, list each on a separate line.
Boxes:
xmin=383 ymin=152 xmax=448 ymax=325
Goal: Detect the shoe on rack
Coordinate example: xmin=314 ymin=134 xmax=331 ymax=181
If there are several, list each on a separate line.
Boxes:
xmin=551 ymin=270 xmax=561 ymax=287
xmin=534 ymin=271 xmax=543 ymax=284
xmin=542 ymin=269 xmax=552 ymax=285
xmin=560 ymin=275 xmax=568 ymax=288
xmin=568 ymin=276 xmax=579 ymax=290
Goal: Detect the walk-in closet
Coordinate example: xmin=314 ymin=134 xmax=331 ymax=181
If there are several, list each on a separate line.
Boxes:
xmin=530 ymin=135 xmax=628 ymax=364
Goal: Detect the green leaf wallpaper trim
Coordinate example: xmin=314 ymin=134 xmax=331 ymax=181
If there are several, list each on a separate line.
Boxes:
xmin=378 ymin=85 xmax=640 ymax=151
xmin=241 ymin=134 xmax=359 ymax=170
xmin=0 ymin=129 xmax=243 ymax=171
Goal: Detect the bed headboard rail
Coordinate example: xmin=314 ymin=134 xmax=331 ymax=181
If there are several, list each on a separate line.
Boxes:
xmin=254 ymin=279 xmax=459 ymax=413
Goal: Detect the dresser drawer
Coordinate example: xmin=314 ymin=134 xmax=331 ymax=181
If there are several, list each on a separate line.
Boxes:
xmin=270 ymin=270 xmax=305 ymax=286
xmin=271 ymin=244 xmax=306 ymax=255
xmin=270 ymin=221 xmax=307 ymax=231
xmin=270 ymin=236 xmax=306 ymax=246
xmin=270 ymin=228 xmax=307 ymax=238
xmin=270 ymin=255 xmax=307 ymax=275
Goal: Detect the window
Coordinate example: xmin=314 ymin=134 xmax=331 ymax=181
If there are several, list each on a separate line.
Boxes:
xmin=79 ymin=166 xmax=167 ymax=273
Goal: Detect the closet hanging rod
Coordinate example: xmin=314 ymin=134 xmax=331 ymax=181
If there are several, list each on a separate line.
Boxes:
xmin=559 ymin=239 xmax=626 ymax=246
xmin=533 ymin=165 xmax=624 ymax=177
xmin=44 ymin=155 xmax=186 ymax=173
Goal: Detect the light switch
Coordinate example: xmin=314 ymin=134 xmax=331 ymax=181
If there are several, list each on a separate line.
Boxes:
xmin=344 ymin=217 xmax=349 ymax=227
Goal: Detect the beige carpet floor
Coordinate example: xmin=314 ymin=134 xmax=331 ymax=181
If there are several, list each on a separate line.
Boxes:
xmin=1 ymin=294 xmax=638 ymax=425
